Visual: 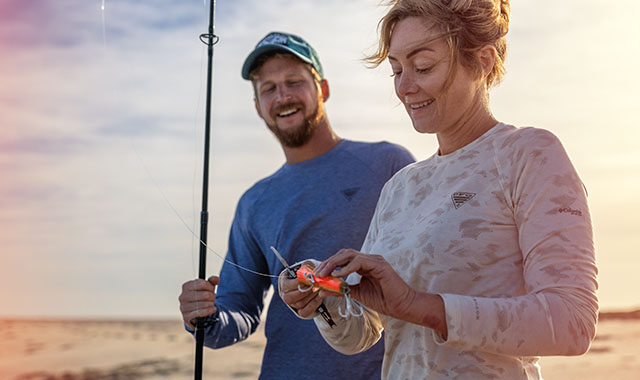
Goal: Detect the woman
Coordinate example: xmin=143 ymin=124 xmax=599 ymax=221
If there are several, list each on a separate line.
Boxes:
xmin=280 ymin=1 xmax=598 ymax=379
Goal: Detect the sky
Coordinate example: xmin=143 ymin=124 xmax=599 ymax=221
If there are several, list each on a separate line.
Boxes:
xmin=0 ymin=0 xmax=638 ymax=318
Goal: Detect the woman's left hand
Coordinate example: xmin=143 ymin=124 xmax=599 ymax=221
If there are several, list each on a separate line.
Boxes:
xmin=314 ymin=249 xmax=415 ymax=320
xmin=315 ymin=249 xmax=448 ymax=336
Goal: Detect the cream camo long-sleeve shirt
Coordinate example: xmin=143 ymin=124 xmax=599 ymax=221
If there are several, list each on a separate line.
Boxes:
xmin=314 ymin=123 xmax=598 ymax=379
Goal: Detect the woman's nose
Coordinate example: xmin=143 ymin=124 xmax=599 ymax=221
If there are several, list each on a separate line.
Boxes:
xmin=395 ymin=71 xmax=417 ymax=98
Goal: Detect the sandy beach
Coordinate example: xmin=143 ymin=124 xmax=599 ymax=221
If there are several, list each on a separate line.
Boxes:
xmin=1 ymin=312 xmax=638 ymax=380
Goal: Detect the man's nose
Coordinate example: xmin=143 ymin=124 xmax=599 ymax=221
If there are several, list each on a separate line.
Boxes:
xmin=275 ymin=85 xmax=293 ymax=103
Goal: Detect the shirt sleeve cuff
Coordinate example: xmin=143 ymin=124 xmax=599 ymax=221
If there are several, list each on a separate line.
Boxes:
xmin=433 ymin=293 xmax=464 ymax=346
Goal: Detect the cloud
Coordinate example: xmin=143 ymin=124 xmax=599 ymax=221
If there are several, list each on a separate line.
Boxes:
xmin=1 ymin=0 xmax=639 ymax=316
xmin=1 ymin=134 xmax=88 ymax=154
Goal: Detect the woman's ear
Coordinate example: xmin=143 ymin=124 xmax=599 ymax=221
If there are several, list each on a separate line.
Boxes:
xmin=477 ymin=45 xmax=497 ymax=80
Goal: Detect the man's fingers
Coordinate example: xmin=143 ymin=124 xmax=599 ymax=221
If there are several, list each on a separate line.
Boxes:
xmin=182 ymin=278 xmax=215 ymax=293
xmin=180 ymin=277 xmax=221 ymax=329
xmin=179 ymin=289 xmax=216 ymax=304
xmin=180 ymin=298 xmax=215 ymax=313
xmin=207 ymin=276 xmax=220 ymax=287
xmin=184 ymin=305 xmax=217 ymax=328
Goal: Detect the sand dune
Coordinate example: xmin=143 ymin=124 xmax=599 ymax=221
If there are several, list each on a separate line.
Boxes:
xmin=1 ymin=311 xmax=639 ymax=379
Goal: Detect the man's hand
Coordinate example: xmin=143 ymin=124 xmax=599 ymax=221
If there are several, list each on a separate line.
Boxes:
xmin=178 ymin=276 xmax=220 ymax=329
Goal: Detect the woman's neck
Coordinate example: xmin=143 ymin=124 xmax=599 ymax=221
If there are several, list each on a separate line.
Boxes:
xmin=436 ymin=98 xmax=497 ymax=156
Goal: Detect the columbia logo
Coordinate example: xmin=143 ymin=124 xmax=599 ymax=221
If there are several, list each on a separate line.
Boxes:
xmin=452 ymin=192 xmax=476 ymax=209
xmin=558 ymin=207 xmax=582 ymax=216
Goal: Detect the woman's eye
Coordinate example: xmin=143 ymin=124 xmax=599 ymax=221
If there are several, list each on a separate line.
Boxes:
xmin=416 ymin=66 xmax=433 ymax=74
xmin=390 ymin=71 xmax=402 ymax=78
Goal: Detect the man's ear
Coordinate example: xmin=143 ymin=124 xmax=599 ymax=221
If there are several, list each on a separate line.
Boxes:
xmin=319 ymin=79 xmax=330 ymax=102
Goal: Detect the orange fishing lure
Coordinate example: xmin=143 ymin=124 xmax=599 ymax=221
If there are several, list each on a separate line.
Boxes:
xmin=296 ymin=263 xmax=350 ymax=295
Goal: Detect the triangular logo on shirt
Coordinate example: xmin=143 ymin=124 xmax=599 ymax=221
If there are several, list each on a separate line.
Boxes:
xmin=451 ymin=192 xmax=476 ymax=209
xmin=342 ymin=187 xmax=360 ymax=201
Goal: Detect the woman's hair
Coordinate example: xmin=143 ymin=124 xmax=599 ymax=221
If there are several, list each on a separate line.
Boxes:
xmin=367 ymin=0 xmax=510 ymax=88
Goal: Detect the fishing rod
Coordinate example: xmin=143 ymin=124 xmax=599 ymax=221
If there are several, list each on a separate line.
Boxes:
xmin=195 ymin=0 xmax=217 ymax=378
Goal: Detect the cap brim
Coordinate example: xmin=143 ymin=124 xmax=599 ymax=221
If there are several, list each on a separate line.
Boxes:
xmin=241 ymin=44 xmax=313 ymax=80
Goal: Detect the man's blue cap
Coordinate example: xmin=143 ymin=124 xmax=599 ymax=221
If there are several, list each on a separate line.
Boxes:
xmin=241 ymin=32 xmax=324 ymax=80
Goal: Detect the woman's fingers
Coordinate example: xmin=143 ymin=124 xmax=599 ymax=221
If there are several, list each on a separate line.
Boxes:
xmin=294 ymin=291 xmax=324 ymax=318
xmin=280 ymin=280 xmax=325 ymax=318
xmin=332 ymin=253 xmax=380 ymax=277
xmin=316 ymin=249 xmax=384 ymax=279
xmin=315 ymin=248 xmax=359 ymax=277
xmin=282 ymin=282 xmax=317 ymax=305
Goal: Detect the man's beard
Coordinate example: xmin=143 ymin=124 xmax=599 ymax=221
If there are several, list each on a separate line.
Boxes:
xmin=266 ymin=101 xmax=323 ymax=148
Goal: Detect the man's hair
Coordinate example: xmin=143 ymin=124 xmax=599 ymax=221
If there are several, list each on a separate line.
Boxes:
xmin=366 ymin=0 xmax=510 ymax=88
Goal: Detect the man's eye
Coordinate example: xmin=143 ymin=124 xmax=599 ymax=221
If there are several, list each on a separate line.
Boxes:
xmin=416 ymin=66 xmax=434 ymax=74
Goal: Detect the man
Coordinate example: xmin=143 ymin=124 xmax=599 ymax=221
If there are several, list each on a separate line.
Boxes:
xmin=178 ymin=31 xmax=414 ymax=379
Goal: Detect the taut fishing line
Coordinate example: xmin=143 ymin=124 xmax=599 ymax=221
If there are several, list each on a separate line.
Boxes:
xmin=131 ymin=145 xmax=278 ymax=279
xmin=99 ymin=0 xmax=277 ymax=280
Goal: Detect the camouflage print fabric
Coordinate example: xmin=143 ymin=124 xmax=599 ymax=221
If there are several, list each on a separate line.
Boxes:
xmin=315 ymin=123 xmax=598 ymax=380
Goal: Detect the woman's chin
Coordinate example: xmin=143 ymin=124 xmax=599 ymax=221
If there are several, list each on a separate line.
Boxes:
xmin=411 ymin=121 xmax=438 ymax=135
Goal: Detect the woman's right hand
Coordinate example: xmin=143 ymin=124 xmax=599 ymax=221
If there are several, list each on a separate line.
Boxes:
xmin=278 ymin=265 xmax=324 ymax=318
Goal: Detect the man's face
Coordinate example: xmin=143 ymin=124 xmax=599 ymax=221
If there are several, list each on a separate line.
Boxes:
xmin=253 ymin=55 xmax=325 ymax=147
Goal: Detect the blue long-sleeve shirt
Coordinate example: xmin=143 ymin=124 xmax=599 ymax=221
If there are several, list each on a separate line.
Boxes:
xmin=192 ymin=140 xmax=414 ymax=379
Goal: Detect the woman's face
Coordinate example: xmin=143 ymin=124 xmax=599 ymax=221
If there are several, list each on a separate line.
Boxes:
xmin=388 ymin=17 xmax=486 ymax=135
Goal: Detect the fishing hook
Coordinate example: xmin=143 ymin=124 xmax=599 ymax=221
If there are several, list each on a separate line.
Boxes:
xmin=297 ymin=272 xmax=315 ymax=292
xmin=338 ymin=289 xmax=363 ymax=319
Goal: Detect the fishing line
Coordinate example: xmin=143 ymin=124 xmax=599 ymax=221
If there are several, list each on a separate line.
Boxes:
xmin=130 ymin=143 xmax=278 ymax=279
xmin=98 ymin=0 xmax=277 ymax=280
xmin=100 ymin=0 xmax=106 ymax=47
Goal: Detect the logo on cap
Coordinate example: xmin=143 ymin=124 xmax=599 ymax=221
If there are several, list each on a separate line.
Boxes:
xmin=241 ymin=31 xmax=324 ymax=80
xmin=258 ymin=33 xmax=288 ymax=47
